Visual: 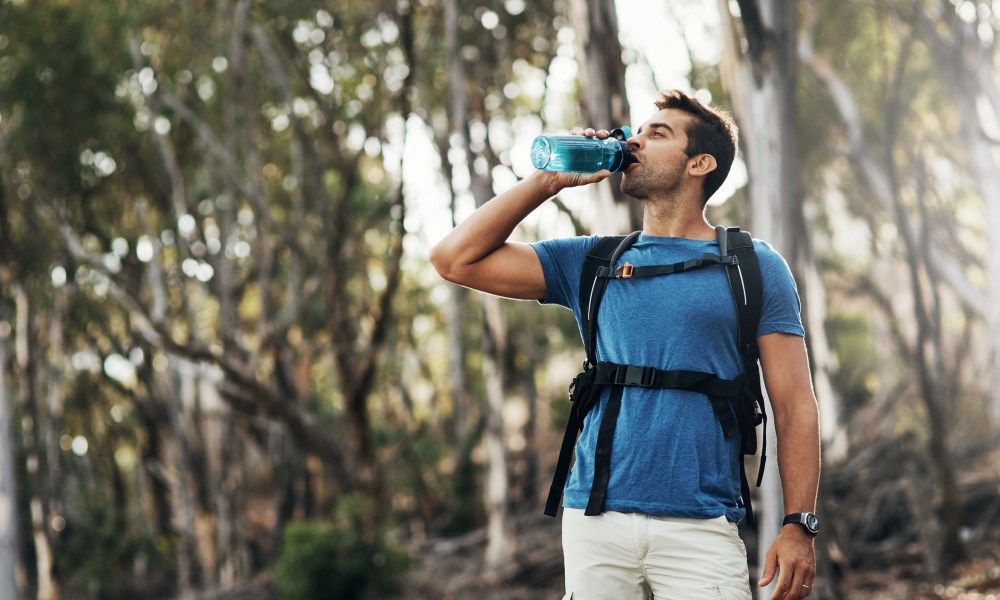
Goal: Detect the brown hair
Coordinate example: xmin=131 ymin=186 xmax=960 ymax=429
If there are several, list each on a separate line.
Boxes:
xmin=654 ymin=90 xmax=738 ymax=204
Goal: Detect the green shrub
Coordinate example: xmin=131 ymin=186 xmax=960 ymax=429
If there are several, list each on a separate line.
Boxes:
xmin=276 ymin=515 xmax=409 ymax=600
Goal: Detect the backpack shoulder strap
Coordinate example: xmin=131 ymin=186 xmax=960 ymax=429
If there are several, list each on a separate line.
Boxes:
xmin=579 ymin=232 xmax=640 ymax=366
xmin=715 ymin=226 xmax=763 ymax=398
xmin=716 ymin=225 xmax=768 ymax=525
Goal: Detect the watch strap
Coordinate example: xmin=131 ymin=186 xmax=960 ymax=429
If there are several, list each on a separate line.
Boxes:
xmin=782 ymin=512 xmax=819 ymax=535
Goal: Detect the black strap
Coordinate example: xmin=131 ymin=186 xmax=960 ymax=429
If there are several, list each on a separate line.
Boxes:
xmin=547 ymin=237 xmax=632 ymax=518
xmin=596 ymin=252 xmax=735 ymax=280
xmin=717 ymin=226 xmax=765 ymax=525
xmin=590 ymin=363 xmax=745 ymax=399
xmin=582 ymin=233 xmax=639 ymax=367
xmin=585 ymin=384 xmax=624 ymax=515
xmin=717 ymin=226 xmax=763 ymax=403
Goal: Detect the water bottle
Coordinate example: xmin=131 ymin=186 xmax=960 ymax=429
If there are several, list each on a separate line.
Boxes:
xmin=530 ymin=126 xmax=635 ymax=173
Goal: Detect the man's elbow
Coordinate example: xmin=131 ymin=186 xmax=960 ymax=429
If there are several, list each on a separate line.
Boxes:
xmin=429 ymin=241 xmax=461 ymax=283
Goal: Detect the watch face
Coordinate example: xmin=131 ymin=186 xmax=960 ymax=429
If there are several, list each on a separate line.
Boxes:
xmin=804 ymin=513 xmax=819 ymax=533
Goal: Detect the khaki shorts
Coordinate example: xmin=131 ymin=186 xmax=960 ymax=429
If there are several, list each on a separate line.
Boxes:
xmin=562 ymin=508 xmax=751 ymax=600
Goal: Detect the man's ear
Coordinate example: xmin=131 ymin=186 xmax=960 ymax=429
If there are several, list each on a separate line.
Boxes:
xmin=687 ymin=153 xmax=717 ymax=178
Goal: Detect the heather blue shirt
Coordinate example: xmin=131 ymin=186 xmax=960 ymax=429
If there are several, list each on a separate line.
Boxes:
xmin=533 ymin=233 xmax=804 ymax=523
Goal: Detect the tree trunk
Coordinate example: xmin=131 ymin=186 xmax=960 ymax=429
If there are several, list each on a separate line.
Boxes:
xmin=718 ymin=4 xmax=795 ymax=593
xmin=164 ymin=358 xmax=200 ymax=597
xmin=718 ymin=3 xmax=843 ymax=597
xmin=568 ymin=0 xmax=638 ymax=233
xmin=0 ymin=307 xmax=21 ymax=600
xmin=481 ymin=297 xmax=514 ymax=568
xmin=444 ymin=0 xmax=516 ymax=568
xmin=14 ymin=285 xmax=58 ymax=600
xmin=892 ymin=180 xmax=965 ymax=571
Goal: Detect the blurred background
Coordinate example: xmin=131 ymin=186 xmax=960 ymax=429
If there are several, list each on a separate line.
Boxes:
xmin=1 ymin=0 xmax=999 ymax=598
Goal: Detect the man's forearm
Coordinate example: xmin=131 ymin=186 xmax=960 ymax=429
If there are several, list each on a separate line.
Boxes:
xmin=775 ymin=403 xmax=821 ymax=514
xmin=430 ymin=171 xmax=557 ymax=271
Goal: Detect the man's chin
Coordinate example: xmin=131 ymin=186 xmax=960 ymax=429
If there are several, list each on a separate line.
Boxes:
xmin=619 ymin=178 xmax=645 ymax=200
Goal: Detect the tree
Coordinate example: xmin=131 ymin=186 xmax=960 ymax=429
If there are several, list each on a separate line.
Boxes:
xmin=1 ymin=0 xmax=422 ymax=595
xmin=799 ymin=0 xmax=972 ymax=573
xmin=907 ymin=0 xmax=1000 ymax=433
xmin=569 ymin=0 xmax=638 ymax=232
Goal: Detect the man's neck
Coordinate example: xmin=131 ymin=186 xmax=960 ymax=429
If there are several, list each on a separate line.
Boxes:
xmin=640 ymin=194 xmax=714 ymax=240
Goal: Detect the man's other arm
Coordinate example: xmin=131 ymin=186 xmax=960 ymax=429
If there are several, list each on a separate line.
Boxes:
xmin=757 ymin=332 xmax=821 ymax=599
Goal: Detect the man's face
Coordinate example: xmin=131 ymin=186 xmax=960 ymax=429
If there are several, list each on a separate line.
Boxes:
xmin=620 ymin=108 xmax=693 ymax=200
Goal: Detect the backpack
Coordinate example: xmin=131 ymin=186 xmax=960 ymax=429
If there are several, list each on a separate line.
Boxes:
xmin=543 ymin=226 xmax=767 ymax=525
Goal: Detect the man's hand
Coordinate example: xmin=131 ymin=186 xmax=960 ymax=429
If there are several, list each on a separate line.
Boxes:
xmin=531 ymin=167 xmax=611 ymax=194
xmin=758 ymin=525 xmax=816 ymax=599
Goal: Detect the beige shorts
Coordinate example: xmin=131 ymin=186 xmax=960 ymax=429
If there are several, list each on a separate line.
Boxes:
xmin=562 ymin=508 xmax=751 ymax=600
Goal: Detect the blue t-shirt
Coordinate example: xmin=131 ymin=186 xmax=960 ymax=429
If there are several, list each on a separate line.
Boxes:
xmin=533 ymin=233 xmax=804 ymax=522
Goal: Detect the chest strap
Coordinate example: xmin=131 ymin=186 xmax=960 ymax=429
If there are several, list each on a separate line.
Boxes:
xmin=543 ymin=362 xmax=752 ymax=517
xmin=596 ymin=252 xmax=736 ymax=280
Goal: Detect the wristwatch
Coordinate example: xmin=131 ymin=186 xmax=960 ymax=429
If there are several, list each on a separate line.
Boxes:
xmin=782 ymin=512 xmax=819 ymax=536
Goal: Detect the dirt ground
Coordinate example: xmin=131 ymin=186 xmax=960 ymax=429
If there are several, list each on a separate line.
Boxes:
xmin=393 ymin=510 xmax=1000 ymax=600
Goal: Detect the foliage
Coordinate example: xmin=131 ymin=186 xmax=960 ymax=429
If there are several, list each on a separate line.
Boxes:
xmin=0 ymin=0 xmax=998 ymax=597
xmin=275 ymin=496 xmax=409 ymax=600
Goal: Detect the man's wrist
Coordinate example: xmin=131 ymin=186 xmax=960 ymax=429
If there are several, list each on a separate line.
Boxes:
xmin=782 ymin=512 xmax=819 ymax=536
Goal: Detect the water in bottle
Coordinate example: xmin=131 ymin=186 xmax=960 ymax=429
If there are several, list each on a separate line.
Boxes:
xmin=530 ymin=126 xmax=635 ymax=173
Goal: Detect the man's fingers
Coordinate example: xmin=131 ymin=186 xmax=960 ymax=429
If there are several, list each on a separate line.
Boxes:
xmin=768 ymin=571 xmax=793 ymax=600
xmin=568 ymin=127 xmax=612 ymax=139
xmin=758 ymin=548 xmax=777 ymax=587
xmin=767 ymin=564 xmax=814 ymax=599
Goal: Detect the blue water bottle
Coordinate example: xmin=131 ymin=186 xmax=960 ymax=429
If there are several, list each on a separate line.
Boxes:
xmin=530 ymin=126 xmax=635 ymax=173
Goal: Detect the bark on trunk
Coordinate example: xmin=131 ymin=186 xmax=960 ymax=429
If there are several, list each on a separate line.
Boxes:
xmin=14 ymin=286 xmax=58 ymax=600
xmin=719 ymin=3 xmax=844 ymax=597
xmin=0 ymin=309 xmax=21 ymax=600
xmin=569 ymin=0 xmax=637 ymax=233
xmin=718 ymin=5 xmax=795 ymax=596
xmin=445 ymin=0 xmax=516 ymax=568
xmin=481 ymin=297 xmax=514 ymax=568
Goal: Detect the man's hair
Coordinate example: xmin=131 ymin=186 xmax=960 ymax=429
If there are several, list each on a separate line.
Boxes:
xmin=654 ymin=90 xmax=738 ymax=204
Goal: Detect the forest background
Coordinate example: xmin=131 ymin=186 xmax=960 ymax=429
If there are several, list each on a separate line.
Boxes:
xmin=1 ymin=0 xmax=1000 ymax=599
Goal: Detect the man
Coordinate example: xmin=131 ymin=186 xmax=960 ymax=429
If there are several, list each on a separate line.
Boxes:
xmin=430 ymin=90 xmax=820 ymax=600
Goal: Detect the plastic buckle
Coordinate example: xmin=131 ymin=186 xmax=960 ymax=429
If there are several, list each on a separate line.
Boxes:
xmin=615 ymin=262 xmax=634 ymax=279
xmin=624 ymin=366 xmax=654 ymax=387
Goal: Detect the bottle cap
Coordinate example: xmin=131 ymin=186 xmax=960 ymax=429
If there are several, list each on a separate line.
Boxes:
xmin=609 ymin=126 xmax=635 ymax=171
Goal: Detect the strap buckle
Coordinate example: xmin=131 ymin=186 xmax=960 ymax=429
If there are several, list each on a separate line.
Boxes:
xmin=612 ymin=365 xmax=654 ymax=387
xmin=614 ymin=262 xmax=634 ymax=279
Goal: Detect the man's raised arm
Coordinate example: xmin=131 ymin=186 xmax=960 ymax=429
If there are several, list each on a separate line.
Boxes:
xmin=429 ymin=165 xmax=609 ymax=300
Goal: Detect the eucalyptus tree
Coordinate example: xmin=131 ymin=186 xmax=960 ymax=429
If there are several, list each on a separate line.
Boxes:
xmin=2 ymin=0 xmax=426 ymax=595
xmin=430 ymin=0 xmax=563 ymax=568
xmin=797 ymin=0 xmax=992 ymax=574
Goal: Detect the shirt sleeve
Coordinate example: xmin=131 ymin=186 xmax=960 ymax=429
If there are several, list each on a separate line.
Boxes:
xmin=531 ymin=235 xmax=600 ymax=316
xmin=754 ymin=240 xmax=805 ymax=337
